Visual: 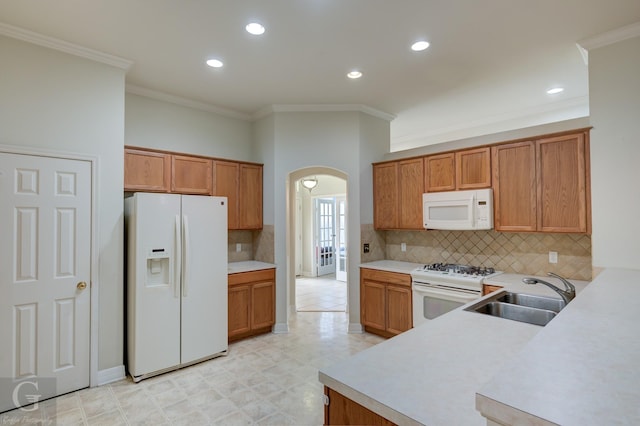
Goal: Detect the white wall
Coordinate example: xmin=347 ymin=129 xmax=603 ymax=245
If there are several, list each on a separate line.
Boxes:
xmin=125 ymin=93 xmax=253 ymax=161
xmin=589 ymin=35 xmax=640 ymax=270
xmin=255 ymin=111 xmax=389 ymax=330
xmin=0 ymin=36 xmax=126 ymax=371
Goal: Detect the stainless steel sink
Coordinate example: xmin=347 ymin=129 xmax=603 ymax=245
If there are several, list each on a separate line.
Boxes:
xmin=470 ymin=301 xmax=557 ymax=326
xmin=496 ymin=292 xmax=566 ymax=313
xmin=465 ymin=291 xmax=566 ymax=326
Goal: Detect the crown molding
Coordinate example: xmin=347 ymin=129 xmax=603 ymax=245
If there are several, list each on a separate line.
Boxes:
xmin=391 ymin=95 xmax=589 ymax=152
xmin=0 ymin=22 xmax=133 ymax=70
xmin=578 ymin=21 xmax=640 ymax=51
xmin=254 ymin=104 xmax=396 ymax=122
xmin=125 ymin=84 xmax=252 ymax=121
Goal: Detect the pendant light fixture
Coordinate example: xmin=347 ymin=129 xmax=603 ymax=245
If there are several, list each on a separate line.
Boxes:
xmin=301 ymin=176 xmax=318 ymax=192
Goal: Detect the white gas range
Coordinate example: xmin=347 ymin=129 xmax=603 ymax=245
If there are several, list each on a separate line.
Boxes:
xmin=411 ymin=263 xmax=502 ymax=326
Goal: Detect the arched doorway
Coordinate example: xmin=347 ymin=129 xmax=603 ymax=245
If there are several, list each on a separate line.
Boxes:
xmin=287 ymin=167 xmax=348 ymax=316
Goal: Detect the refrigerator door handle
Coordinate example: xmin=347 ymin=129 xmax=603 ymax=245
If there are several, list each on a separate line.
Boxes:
xmin=183 ymin=215 xmax=191 ymax=297
xmin=174 ymin=215 xmax=181 ymax=299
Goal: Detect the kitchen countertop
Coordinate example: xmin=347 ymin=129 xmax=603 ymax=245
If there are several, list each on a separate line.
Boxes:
xmin=227 ymin=260 xmax=276 ymax=274
xmin=319 ymin=270 xmax=593 ymax=425
xmin=359 ymin=259 xmax=421 ymax=274
xmin=477 ymin=268 xmax=640 ymax=425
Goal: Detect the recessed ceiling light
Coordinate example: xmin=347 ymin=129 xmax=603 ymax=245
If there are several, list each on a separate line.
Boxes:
xmin=347 ymin=71 xmax=363 ymax=79
xmin=547 ymin=87 xmax=564 ymax=94
xmin=246 ymin=22 xmax=265 ymax=35
xmin=411 ymin=40 xmax=430 ymax=51
xmin=206 ymin=59 xmax=224 ymax=68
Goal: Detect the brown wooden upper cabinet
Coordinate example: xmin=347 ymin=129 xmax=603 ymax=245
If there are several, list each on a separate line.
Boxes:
xmin=424 ymin=152 xmax=455 ymax=192
xmin=214 ymin=160 xmax=263 ymax=230
xmin=492 ymin=131 xmax=590 ymax=233
xmin=171 ymin=155 xmax=212 ymax=195
xmin=456 ymin=147 xmax=491 ymax=189
xmin=124 ymin=148 xmax=171 ymax=192
xmin=424 ymin=148 xmax=491 ymax=192
xmin=124 ymin=148 xmax=212 ymax=195
xmin=238 ymin=164 xmax=263 ymax=230
xmin=373 ymin=158 xmax=423 ymax=230
xmin=125 ymin=147 xmax=263 ymax=230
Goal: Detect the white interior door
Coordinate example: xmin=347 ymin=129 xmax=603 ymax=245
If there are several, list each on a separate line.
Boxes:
xmin=335 ymin=197 xmax=347 ymax=282
xmin=316 ymin=198 xmax=336 ymax=276
xmin=0 ymin=152 xmax=91 ymax=412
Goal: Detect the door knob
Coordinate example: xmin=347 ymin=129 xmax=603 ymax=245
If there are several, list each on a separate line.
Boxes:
xmin=77 ymin=281 xmax=88 ymax=290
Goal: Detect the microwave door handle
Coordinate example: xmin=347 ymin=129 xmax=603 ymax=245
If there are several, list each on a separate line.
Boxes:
xmin=470 ymin=193 xmax=476 ymax=225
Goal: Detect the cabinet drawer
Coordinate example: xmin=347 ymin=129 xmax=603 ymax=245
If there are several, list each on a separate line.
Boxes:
xmin=229 ymin=268 xmax=275 ymax=286
xmin=361 ymin=268 xmax=411 ymax=287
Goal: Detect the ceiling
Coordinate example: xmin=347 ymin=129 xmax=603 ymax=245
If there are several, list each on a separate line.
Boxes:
xmin=1 ymin=1 xmax=640 ymax=152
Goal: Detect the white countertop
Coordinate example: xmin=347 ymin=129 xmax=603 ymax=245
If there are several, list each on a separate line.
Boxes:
xmin=227 ymin=260 xmax=276 ymax=274
xmin=477 ymin=268 xmax=640 ymax=425
xmin=319 ymin=270 xmax=593 ymax=425
xmin=359 ymin=260 xmax=421 ymax=274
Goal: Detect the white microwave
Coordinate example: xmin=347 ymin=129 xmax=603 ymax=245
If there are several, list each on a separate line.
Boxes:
xmin=423 ymin=188 xmax=493 ymax=230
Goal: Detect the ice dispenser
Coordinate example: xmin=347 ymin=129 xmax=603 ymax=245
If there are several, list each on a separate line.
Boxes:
xmin=146 ymin=248 xmax=171 ymax=287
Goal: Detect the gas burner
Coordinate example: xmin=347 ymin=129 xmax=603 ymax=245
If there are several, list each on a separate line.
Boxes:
xmin=419 ymin=263 xmax=497 ymax=276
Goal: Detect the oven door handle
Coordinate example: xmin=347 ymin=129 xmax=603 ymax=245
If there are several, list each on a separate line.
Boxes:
xmin=412 ymin=283 xmax=480 ymax=302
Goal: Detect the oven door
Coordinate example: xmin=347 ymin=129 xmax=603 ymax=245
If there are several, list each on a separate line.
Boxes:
xmin=412 ymin=282 xmax=480 ymax=327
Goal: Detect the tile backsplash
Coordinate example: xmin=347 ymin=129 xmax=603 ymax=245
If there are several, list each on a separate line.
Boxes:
xmin=228 ymin=226 xmax=275 ymax=264
xmin=361 ymin=224 xmax=592 ymax=281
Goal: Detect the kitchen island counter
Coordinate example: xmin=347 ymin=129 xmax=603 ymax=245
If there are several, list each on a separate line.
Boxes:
xmin=477 ymin=268 xmax=640 ymax=425
xmin=319 ymin=271 xmax=596 ymax=425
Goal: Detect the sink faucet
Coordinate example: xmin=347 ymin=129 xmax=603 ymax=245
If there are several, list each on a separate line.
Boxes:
xmin=522 ymin=272 xmax=576 ymax=305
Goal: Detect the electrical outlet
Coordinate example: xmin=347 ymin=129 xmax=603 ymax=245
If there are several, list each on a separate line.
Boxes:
xmin=549 ymin=251 xmax=558 ymax=264
xmin=401 ymin=243 xmax=407 ymax=252
xmin=363 ymin=243 xmax=370 ymax=253
xmin=236 ymin=243 xmax=242 ymax=252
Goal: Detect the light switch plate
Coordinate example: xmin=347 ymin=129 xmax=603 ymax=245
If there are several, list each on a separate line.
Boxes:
xmin=549 ymin=251 xmax=558 ymax=264
xmin=401 ymin=243 xmax=407 ymax=252
xmin=236 ymin=243 xmax=242 ymax=252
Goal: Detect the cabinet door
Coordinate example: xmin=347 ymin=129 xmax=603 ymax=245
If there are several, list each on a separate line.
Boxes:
xmin=361 ymin=280 xmax=386 ymax=331
xmin=239 ymin=164 xmax=263 ymax=229
xmin=325 ymin=387 xmax=395 ymax=426
xmin=214 ymin=161 xmax=239 ymax=229
xmin=456 ymin=147 xmax=491 ymax=189
xmin=398 ymin=158 xmax=424 ymax=229
xmin=251 ymin=280 xmax=275 ymax=329
xmin=424 ymin=152 xmax=455 ymax=192
xmin=537 ymin=133 xmax=588 ymax=233
xmin=228 ymin=285 xmax=251 ymax=338
xmin=386 ymin=285 xmax=412 ymax=335
xmin=373 ymin=162 xmax=398 ymax=229
xmin=171 ymin=155 xmax=212 ymax=195
xmin=124 ymin=149 xmax=170 ymax=192
xmin=492 ymin=142 xmax=537 ymax=231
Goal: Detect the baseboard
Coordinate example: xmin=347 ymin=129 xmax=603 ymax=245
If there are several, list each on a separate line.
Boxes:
xmin=348 ymin=323 xmax=363 ymax=333
xmin=97 ymin=365 xmax=126 ymax=386
xmin=272 ymin=322 xmax=289 ymax=334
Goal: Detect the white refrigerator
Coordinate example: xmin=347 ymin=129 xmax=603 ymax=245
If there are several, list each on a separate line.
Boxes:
xmin=125 ymin=192 xmax=228 ymax=382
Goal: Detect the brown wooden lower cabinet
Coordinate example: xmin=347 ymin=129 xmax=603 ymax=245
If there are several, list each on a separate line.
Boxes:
xmin=360 ymin=268 xmax=412 ymax=338
xmin=482 ymin=284 xmax=504 ymax=295
xmin=324 ymin=387 xmax=396 ymax=426
xmin=228 ymin=268 xmax=275 ymax=342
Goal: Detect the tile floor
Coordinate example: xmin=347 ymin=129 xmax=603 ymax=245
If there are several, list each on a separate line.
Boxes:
xmin=0 ymin=312 xmax=383 ymax=425
xmin=295 ymin=275 xmax=347 ymax=312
